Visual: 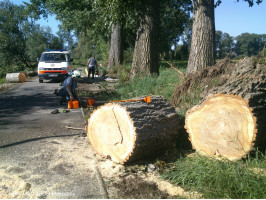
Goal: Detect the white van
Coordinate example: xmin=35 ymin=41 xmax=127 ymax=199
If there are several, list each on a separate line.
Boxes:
xmin=37 ymin=50 xmax=73 ymax=83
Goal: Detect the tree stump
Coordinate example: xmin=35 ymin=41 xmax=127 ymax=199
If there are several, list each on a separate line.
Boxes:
xmin=6 ymin=73 xmax=26 ymax=83
xmin=87 ymin=96 xmax=180 ymax=163
xmin=185 ymin=57 xmax=266 ymax=160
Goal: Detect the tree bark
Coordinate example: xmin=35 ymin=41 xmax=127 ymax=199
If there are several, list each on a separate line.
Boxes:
xmin=87 ymin=96 xmax=180 ymax=163
xmin=6 ymin=72 xmax=26 ymax=83
xmin=107 ymin=23 xmax=123 ymax=71
xmin=185 ymin=57 xmax=266 ymax=160
xmin=130 ymin=0 xmax=159 ymax=78
xmin=187 ymin=0 xmax=215 ymax=74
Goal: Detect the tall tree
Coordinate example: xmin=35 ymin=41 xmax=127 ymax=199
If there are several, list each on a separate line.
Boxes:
xmin=108 ymin=23 xmax=123 ymax=70
xmin=187 ymin=0 xmax=215 ymax=74
xmin=187 ymin=0 xmax=264 ymax=74
xmin=95 ymin=0 xmax=139 ymax=70
xmin=27 ymin=0 xmax=126 ymax=70
xmin=159 ymin=0 xmax=192 ymax=58
xmin=57 ymin=24 xmax=76 ymax=51
xmin=26 ymin=0 xmax=94 ymax=35
xmin=24 ymin=23 xmax=48 ymax=61
xmin=130 ymin=0 xmax=160 ymax=77
xmin=95 ymin=0 xmax=125 ymax=69
xmin=0 ymin=0 xmax=31 ymax=67
xmin=215 ymin=30 xmax=234 ymax=59
xmin=234 ymin=33 xmax=266 ymax=57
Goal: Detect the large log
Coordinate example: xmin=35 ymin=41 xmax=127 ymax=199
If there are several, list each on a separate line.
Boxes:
xmin=6 ymin=72 xmax=26 ymax=83
xmin=87 ymin=96 xmax=180 ymax=163
xmin=185 ymin=57 xmax=266 ymax=160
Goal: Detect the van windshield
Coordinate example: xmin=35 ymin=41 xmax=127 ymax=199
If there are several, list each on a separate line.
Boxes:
xmin=40 ymin=53 xmax=67 ymax=62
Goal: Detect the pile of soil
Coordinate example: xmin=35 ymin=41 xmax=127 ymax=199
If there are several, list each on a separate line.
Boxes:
xmin=95 ymin=154 xmax=201 ymax=199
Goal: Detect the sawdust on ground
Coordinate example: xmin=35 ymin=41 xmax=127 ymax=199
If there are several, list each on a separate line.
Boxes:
xmin=0 ymin=73 xmax=200 ymax=199
xmin=0 ymin=134 xmax=200 ymax=199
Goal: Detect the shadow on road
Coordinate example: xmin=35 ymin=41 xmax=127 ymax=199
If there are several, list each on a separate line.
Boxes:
xmin=0 ymin=133 xmax=80 ymax=148
xmin=0 ymin=83 xmax=61 ymax=126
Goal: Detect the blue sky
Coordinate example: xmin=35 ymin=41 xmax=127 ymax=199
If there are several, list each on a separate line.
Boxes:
xmin=10 ymin=0 xmax=266 ymax=37
xmin=215 ymin=0 xmax=266 ymax=36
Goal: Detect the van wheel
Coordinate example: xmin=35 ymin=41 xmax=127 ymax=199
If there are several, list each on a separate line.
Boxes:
xmin=39 ymin=79 xmax=43 ymax=83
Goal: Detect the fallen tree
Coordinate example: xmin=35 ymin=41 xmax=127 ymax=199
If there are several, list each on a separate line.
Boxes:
xmin=6 ymin=72 xmax=27 ymax=83
xmin=87 ymin=96 xmax=181 ymax=163
xmin=172 ymin=56 xmax=266 ymax=160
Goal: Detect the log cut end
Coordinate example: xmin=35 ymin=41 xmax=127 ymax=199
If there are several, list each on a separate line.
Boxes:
xmin=6 ymin=72 xmax=27 ymax=83
xmin=88 ymin=103 xmax=136 ymax=163
xmin=88 ymin=96 xmax=181 ymax=163
xmin=185 ymin=94 xmax=257 ymax=161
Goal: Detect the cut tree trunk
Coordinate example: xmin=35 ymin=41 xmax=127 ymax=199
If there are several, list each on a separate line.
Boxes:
xmin=185 ymin=57 xmax=266 ymax=160
xmin=87 ymin=96 xmax=180 ymax=163
xmin=6 ymin=73 xmax=27 ymax=83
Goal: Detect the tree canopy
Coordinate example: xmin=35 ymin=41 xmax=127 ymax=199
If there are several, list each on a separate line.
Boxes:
xmin=0 ymin=0 xmax=264 ymax=78
xmin=0 ymin=0 xmax=65 ymax=77
xmin=0 ymin=0 xmax=29 ymax=67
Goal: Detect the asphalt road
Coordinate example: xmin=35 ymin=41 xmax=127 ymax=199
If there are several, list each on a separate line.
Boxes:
xmin=0 ymin=78 xmax=107 ymax=198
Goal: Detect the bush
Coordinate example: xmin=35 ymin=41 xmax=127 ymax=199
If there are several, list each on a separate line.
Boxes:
xmin=0 ymin=64 xmax=28 ymax=78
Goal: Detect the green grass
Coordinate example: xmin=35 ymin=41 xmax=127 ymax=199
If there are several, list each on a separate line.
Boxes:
xmin=161 ymin=152 xmax=266 ymax=199
xmin=111 ymin=60 xmax=190 ymax=122
xmin=115 ymin=61 xmax=186 ymax=102
xmin=0 ymin=77 xmax=6 ymax=84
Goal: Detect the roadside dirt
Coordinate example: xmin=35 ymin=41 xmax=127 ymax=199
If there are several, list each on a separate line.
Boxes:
xmin=95 ymin=156 xmax=201 ymax=199
xmin=0 ymin=82 xmax=20 ymax=94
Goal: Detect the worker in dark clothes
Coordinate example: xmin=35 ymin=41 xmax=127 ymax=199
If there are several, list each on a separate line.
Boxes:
xmin=86 ymin=56 xmax=98 ymax=79
xmin=58 ymin=73 xmax=78 ymax=105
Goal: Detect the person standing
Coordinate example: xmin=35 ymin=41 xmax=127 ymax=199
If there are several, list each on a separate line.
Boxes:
xmin=87 ymin=56 xmax=98 ymax=79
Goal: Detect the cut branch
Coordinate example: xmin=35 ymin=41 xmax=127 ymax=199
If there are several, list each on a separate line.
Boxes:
xmin=162 ymin=59 xmax=185 ymax=78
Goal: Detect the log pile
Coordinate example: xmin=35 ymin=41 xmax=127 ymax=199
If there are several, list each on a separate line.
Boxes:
xmin=6 ymin=72 xmax=27 ymax=83
xmin=183 ymin=57 xmax=266 ymax=160
xmin=87 ymin=96 xmax=180 ymax=163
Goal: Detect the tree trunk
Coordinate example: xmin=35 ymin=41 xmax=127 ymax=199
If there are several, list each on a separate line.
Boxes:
xmin=130 ymin=0 xmax=159 ymax=78
xmin=187 ymin=0 xmax=215 ymax=74
xmin=87 ymin=96 xmax=180 ymax=163
xmin=107 ymin=23 xmax=123 ymax=71
xmin=185 ymin=57 xmax=266 ymax=160
xmin=6 ymin=72 xmax=26 ymax=83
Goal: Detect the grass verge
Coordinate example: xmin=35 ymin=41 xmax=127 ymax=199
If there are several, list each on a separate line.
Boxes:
xmin=115 ymin=61 xmax=186 ymax=102
xmin=161 ymin=152 xmax=266 ymax=199
xmin=0 ymin=77 xmax=6 ymax=84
